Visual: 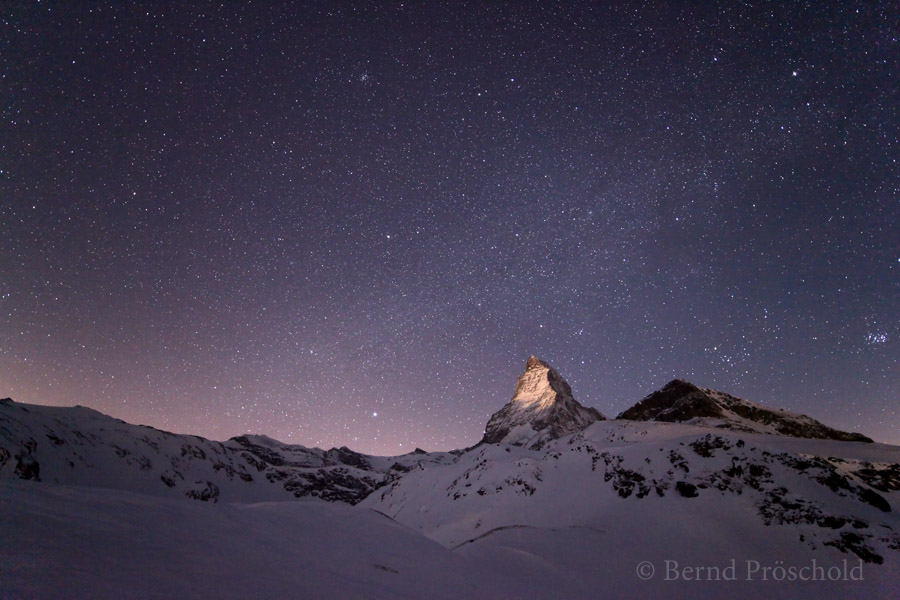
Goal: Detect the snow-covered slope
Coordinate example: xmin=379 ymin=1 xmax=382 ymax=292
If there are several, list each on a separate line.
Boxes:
xmin=0 ymin=397 xmax=450 ymax=504
xmin=366 ymin=421 xmax=899 ymax=549
xmin=618 ymin=379 xmax=873 ymax=442
xmin=364 ymin=420 xmax=900 ymax=598
xmin=481 ymin=355 xmax=605 ymax=449
xmin=0 ymin=480 xmax=536 ymax=600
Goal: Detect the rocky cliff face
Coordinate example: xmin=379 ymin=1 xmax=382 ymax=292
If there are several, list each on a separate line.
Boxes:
xmin=481 ymin=356 xmax=605 ymax=449
xmin=618 ymin=379 xmax=873 ymax=442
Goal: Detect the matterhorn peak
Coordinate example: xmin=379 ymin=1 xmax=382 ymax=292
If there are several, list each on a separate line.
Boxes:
xmin=524 ymin=355 xmax=547 ymax=370
xmin=481 ymin=356 xmax=606 ymax=449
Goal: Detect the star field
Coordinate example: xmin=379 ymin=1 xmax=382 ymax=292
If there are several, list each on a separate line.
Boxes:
xmin=2 ymin=2 xmax=897 ymax=454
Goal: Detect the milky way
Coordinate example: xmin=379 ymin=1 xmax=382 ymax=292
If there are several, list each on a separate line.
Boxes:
xmin=2 ymin=2 xmax=897 ymax=454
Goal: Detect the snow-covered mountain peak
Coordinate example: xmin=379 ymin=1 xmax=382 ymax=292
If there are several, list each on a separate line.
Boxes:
xmin=618 ymin=379 xmax=873 ymax=442
xmin=481 ymin=356 xmax=605 ymax=448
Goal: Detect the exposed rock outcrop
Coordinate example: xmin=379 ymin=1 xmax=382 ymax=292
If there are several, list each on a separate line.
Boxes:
xmin=618 ymin=379 xmax=872 ymax=442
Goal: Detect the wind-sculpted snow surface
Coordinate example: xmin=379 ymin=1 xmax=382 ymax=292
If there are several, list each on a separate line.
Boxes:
xmin=0 ymin=480 xmax=533 ymax=600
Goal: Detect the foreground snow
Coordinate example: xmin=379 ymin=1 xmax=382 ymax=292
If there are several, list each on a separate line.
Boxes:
xmin=4 ymin=469 xmax=897 ymax=599
xmin=0 ymin=480 xmax=529 ymax=600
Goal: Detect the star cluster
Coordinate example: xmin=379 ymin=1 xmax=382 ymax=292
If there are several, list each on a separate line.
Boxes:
xmin=2 ymin=2 xmax=897 ymax=454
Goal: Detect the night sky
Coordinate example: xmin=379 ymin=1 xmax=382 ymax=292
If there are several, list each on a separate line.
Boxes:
xmin=2 ymin=2 xmax=897 ymax=455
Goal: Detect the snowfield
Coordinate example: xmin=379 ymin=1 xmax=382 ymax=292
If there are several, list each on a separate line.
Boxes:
xmin=0 ymin=480 xmax=529 ymax=600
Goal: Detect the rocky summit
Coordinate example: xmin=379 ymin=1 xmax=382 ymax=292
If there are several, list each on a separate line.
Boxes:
xmin=480 ymin=356 xmax=605 ymax=449
xmin=618 ymin=379 xmax=873 ymax=442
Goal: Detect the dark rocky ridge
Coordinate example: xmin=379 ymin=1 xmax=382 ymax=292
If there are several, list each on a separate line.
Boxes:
xmin=618 ymin=379 xmax=873 ymax=443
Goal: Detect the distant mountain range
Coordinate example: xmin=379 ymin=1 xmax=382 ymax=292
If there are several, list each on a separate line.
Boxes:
xmin=0 ymin=397 xmax=450 ymax=504
xmin=2 ymin=357 xmax=898 ymax=599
